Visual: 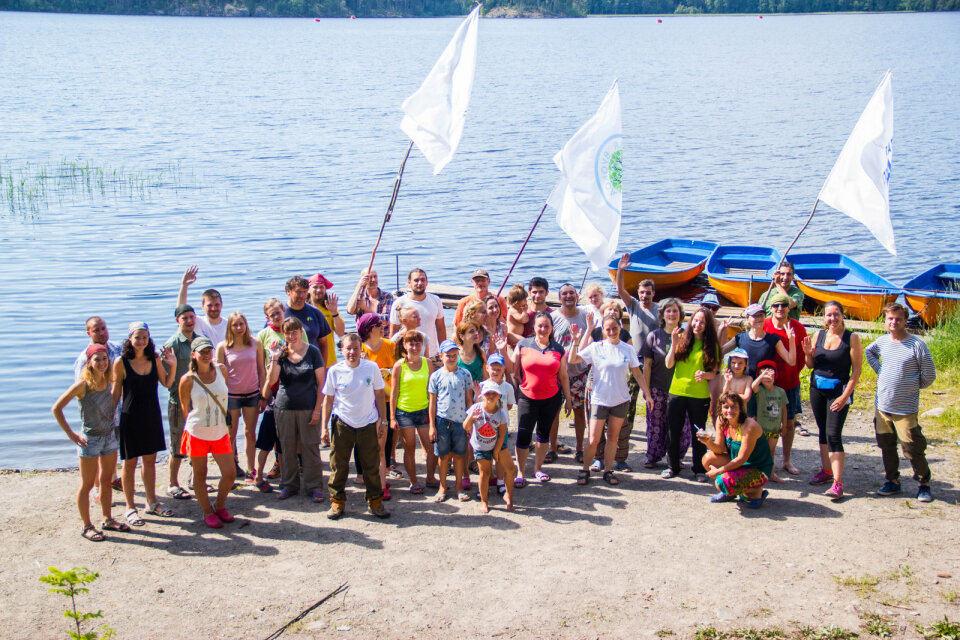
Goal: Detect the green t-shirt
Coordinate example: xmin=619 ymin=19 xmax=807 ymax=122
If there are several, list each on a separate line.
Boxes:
xmin=668 ymin=338 xmax=713 ymax=399
xmin=164 ymin=330 xmax=195 ymax=402
xmin=755 ymin=384 xmax=787 ymax=434
xmin=759 ymin=284 xmax=804 ymax=321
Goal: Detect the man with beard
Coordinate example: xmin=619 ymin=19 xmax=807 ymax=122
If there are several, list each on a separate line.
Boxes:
xmin=389 ymin=268 xmax=446 ymax=357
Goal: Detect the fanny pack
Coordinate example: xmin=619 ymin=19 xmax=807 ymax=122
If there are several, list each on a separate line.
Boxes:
xmin=813 ymin=374 xmax=842 ymax=391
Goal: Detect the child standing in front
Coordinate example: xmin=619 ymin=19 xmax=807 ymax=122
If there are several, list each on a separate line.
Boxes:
xmin=428 ymin=340 xmax=475 ymax=503
xmin=722 ymin=349 xmax=754 ymax=405
xmin=752 ymin=359 xmax=788 ymax=483
xmin=463 ymin=380 xmax=516 ymax=513
xmin=485 ymin=351 xmax=516 ymax=496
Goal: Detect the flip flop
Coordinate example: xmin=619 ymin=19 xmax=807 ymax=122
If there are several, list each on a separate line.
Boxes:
xmin=167 ymin=486 xmax=191 ymax=500
xmin=434 ymin=492 xmax=448 ymax=503
xmin=535 ymin=470 xmax=550 ymax=483
xmin=409 ymin=484 xmax=424 ymax=495
xmin=556 ymin=444 xmax=572 ymax=454
xmin=798 ymin=427 xmax=811 ymax=437
xmin=457 ymin=492 xmax=471 ymax=502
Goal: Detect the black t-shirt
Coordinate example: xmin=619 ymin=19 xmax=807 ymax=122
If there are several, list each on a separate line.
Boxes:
xmin=734 ymin=331 xmax=781 ymax=377
xmin=275 ymin=345 xmax=324 ymax=411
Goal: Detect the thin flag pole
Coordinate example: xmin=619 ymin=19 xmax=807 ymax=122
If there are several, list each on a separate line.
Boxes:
xmin=366 ymin=139 xmax=415 ymax=276
xmin=577 ymin=266 xmax=589 ymax=296
xmin=496 ymin=202 xmax=548 ymax=298
xmin=762 ymin=198 xmax=821 ymax=300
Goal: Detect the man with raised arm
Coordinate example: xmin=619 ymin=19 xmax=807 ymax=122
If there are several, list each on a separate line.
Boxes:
xmin=347 ymin=267 xmax=394 ymax=325
xmin=177 ymin=265 xmax=227 ymax=346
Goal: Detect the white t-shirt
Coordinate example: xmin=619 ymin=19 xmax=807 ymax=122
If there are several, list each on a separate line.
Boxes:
xmin=321 ymin=359 xmax=385 ymax=429
xmin=466 ymin=402 xmax=509 ymax=452
xmin=578 ymin=340 xmax=640 ymax=407
xmin=389 ymin=293 xmax=444 ymax=356
xmin=493 ymin=379 xmax=516 ymax=408
xmin=196 ymin=315 xmax=227 ymax=347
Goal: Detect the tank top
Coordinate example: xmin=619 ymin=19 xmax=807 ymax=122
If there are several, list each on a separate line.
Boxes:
xmin=813 ymin=329 xmax=852 ymax=385
xmin=396 ymin=356 xmax=430 ymax=412
xmin=723 ymin=423 xmax=773 ymax=477
xmin=184 ymin=367 xmax=229 ymax=441
xmin=224 ymin=342 xmax=260 ymax=395
xmin=121 ymin=357 xmax=158 ymax=415
xmin=78 ymin=385 xmax=116 ymax=437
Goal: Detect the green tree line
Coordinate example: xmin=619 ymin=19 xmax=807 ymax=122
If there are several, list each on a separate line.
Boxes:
xmin=0 ymin=0 xmax=955 ymax=18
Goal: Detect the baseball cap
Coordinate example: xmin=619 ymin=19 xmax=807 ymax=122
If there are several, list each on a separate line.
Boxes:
xmin=487 ymin=353 xmax=505 ymax=367
xmin=175 ymin=303 xmax=195 ymax=318
xmin=191 ymin=336 xmax=214 ymax=352
xmin=727 ymin=348 xmax=749 ymax=361
xmin=757 ymin=359 xmax=777 ymax=372
xmin=480 ymin=380 xmax=502 ymax=396
xmin=745 ymin=303 xmax=765 ymax=317
xmin=438 ymin=339 xmax=459 ymax=353
xmin=471 ymin=268 xmax=490 ymax=280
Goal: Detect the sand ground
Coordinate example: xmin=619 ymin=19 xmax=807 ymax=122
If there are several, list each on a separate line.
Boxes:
xmin=3 ymin=407 xmax=959 ymax=640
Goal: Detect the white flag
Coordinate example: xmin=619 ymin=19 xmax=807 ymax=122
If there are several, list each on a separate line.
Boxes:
xmin=818 ymin=71 xmax=896 ymax=255
xmin=400 ymin=5 xmax=480 ymax=175
xmin=548 ymin=80 xmax=623 ymax=270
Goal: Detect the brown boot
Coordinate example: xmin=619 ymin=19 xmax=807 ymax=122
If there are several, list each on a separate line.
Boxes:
xmin=367 ymin=497 xmax=390 ymax=519
xmin=327 ymin=498 xmax=345 ymax=520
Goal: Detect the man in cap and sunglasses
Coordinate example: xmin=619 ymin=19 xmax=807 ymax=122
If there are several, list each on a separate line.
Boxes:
xmin=759 ymin=262 xmax=804 ymax=321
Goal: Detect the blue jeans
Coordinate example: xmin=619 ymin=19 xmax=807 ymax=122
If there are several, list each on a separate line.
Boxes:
xmin=78 ymin=430 xmax=119 ymax=458
xmin=433 ymin=416 xmax=467 ymax=457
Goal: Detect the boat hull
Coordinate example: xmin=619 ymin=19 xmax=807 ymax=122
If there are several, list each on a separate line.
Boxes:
xmin=905 ymin=294 xmax=960 ymax=327
xmin=706 ymin=276 xmax=767 ymax=307
xmin=789 ymin=252 xmax=901 ymax=321
xmin=796 ymin=281 xmax=897 ymax=321
xmin=608 ymin=239 xmax=718 ymax=292
xmin=903 ymin=264 xmax=960 ymax=326
xmin=612 ymin=263 xmax=706 ymax=292
xmin=704 ymin=245 xmax=781 ymax=307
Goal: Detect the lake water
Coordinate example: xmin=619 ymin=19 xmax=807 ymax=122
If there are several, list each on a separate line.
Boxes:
xmin=1 ymin=10 xmax=958 ymax=469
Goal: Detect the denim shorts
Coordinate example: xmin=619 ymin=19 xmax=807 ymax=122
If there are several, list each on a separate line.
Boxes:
xmin=474 ymin=434 xmax=509 ymax=462
xmin=434 ymin=416 xmax=467 ymax=457
xmin=784 ymin=386 xmax=802 ymax=420
xmin=396 ymin=407 xmax=429 ymax=429
xmin=78 ymin=430 xmax=119 ymax=458
xmin=228 ymin=391 xmax=260 ymax=410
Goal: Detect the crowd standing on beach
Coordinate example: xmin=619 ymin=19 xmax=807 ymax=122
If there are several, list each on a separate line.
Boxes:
xmin=53 ymin=258 xmax=938 ymax=542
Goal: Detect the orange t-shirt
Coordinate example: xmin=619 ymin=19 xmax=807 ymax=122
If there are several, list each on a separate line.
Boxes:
xmin=454 ymin=294 xmax=508 ymax=325
xmin=361 ymin=338 xmax=396 ymax=396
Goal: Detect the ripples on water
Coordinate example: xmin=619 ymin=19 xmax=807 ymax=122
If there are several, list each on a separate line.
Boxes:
xmin=1 ymin=11 xmax=958 ymax=468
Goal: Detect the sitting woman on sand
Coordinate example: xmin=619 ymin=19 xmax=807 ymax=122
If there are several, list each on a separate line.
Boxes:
xmin=216 ymin=311 xmax=265 ymax=483
xmin=359 ymin=313 xmax=397 ymax=501
xmin=699 ymin=392 xmax=772 ymax=508
xmin=390 ymin=330 xmax=437 ymax=494
xmin=179 ymin=336 xmax=237 ymax=528
xmin=52 ymin=344 xmax=128 ymax=541
xmin=112 ymin=322 xmax=178 ymax=527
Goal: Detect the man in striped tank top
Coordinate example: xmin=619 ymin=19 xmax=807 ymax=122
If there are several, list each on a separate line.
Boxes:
xmin=865 ymin=303 xmax=936 ymax=503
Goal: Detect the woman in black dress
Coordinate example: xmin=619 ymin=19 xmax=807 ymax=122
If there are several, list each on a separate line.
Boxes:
xmin=111 ymin=322 xmax=178 ymax=526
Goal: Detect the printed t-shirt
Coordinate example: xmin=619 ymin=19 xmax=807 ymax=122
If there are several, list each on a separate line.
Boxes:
xmin=763 ymin=318 xmax=806 ymax=390
xmin=389 ymin=293 xmax=445 ymax=356
xmin=754 ymin=384 xmax=787 ymax=434
xmin=195 ymin=315 xmax=227 ymax=347
xmin=551 ymin=310 xmax=589 ymax=376
xmin=641 ymin=328 xmax=674 ymax=391
xmin=466 ymin=402 xmax=509 ymax=452
xmin=516 ymin=337 xmax=564 ymax=400
xmin=361 ymin=338 xmax=396 ymax=397
xmin=322 ymin=359 xmax=385 ymax=428
xmin=256 ymin=325 xmax=308 ymax=356
xmin=275 ymin=345 xmax=324 ymax=411
xmin=428 ymin=367 xmax=474 ymax=422
xmin=578 ymin=340 xmax=639 ymax=407
xmin=668 ymin=338 xmax=713 ymax=399
xmin=626 ymin=299 xmax=659 ymax=355
xmin=454 ymin=293 xmax=508 ymax=326
xmin=734 ymin=330 xmax=781 ymax=378
xmin=284 ymin=303 xmax=331 ymax=360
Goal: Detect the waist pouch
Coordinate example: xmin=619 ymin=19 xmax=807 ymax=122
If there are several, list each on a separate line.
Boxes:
xmin=814 ymin=374 xmax=842 ymax=391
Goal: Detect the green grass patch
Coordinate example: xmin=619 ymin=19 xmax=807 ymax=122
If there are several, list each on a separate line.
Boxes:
xmin=796 ymin=626 xmax=859 ymax=640
xmin=860 ymin=612 xmax=894 ymax=638
xmin=834 ymin=574 xmax=881 ymax=598
xmin=919 ymin=617 xmax=960 ymax=640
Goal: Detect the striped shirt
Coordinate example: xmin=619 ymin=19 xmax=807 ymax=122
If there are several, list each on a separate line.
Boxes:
xmin=864 ymin=334 xmax=936 ymax=415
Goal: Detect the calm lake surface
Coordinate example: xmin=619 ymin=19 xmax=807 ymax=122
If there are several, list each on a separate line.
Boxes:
xmin=1 ymin=10 xmax=958 ymax=469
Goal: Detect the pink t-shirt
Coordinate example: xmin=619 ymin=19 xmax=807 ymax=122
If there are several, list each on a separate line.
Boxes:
xmin=223 ymin=342 xmax=260 ymax=395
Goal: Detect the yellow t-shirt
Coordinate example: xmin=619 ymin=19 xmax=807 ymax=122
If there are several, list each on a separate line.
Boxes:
xmin=317 ymin=305 xmax=338 ymax=365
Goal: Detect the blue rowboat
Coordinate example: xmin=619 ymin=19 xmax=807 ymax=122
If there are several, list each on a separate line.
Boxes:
xmin=787 ymin=252 xmax=900 ymax=321
xmin=704 ymin=245 xmax=781 ymax=307
xmin=903 ymin=264 xmax=960 ymax=326
xmin=607 ymin=239 xmax=718 ymax=291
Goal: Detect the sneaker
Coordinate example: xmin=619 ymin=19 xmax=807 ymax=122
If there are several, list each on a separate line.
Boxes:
xmin=809 ymin=470 xmax=834 ymax=485
xmin=916 ymin=485 xmax=933 ymax=503
xmin=824 ymin=482 xmax=844 ymax=500
xmin=327 ymin=500 xmax=345 ymax=520
xmin=877 ymin=480 xmax=902 ymax=496
xmin=710 ymin=491 xmax=735 ymax=503
xmin=368 ymin=499 xmax=390 ymax=519
xmin=589 ymin=459 xmax=603 ymax=472
xmin=266 ymin=462 xmax=281 ymax=480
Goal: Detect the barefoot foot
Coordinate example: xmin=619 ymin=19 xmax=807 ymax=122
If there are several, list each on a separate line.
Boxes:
xmin=770 ymin=472 xmax=786 ymax=484
xmin=782 ymin=462 xmax=800 ymax=475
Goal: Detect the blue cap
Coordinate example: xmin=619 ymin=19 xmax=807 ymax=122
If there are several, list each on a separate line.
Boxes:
xmin=727 ymin=348 xmax=749 ymax=361
xmin=487 ymin=353 xmax=505 ymax=366
xmin=438 ymin=339 xmax=459 ymax=353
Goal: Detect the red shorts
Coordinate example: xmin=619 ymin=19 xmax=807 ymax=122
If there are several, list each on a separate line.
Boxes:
xmin=180 ymin=433 xmax=232 ymax=458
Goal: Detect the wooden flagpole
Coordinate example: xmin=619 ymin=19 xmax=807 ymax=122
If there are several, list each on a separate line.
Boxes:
xmin=365 ymin=139 xmax=415 ymax=276
xmin=496 ymin=202 xmax=549 ymax=298
xmin=762 ymin=198 xmax=821 ymax=300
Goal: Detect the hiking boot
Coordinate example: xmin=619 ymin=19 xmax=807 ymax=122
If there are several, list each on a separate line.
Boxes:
xmin=916 ymin=485 xmax=933 ymax=503
xmin=824 ymin=481 xmax=844 ymax=500
xmin=368 ymin=498 xmax=390 ymax=519
xmin=327 ymin=498 xmax=345 ymax=520
xmin=809 ymin=470 xmax=833 ymax=485
xmin=877 ymin=480 xmax=902 ymax=496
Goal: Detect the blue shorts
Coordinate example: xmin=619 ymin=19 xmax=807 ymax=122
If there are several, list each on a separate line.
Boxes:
xmin=474 ymin=436 xmax=509 ymax=462
xmin=78 ymin=430 xmax=119 ymax=458
xmin=784 ymin=386 xmax=802 ymax=420
xmin=396 ymin=407 xmax=429 ymax=429
xmin=433 ymin=416 xmax=467 ymax=457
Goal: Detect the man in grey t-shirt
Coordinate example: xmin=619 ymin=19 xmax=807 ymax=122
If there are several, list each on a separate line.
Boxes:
xmin=549 ymin=283 xmax=589 ymax=462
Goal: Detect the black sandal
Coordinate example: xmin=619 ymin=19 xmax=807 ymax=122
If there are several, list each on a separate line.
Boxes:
xmin=574 ymin=451 xmax=584 ymax=463
xmin=602 ymin=470 xmax=619 ymax=485
xmin=576 ymin=469 xmax=590 ymax=485
xmin=81 ymin=525 xmax=105 ymax=542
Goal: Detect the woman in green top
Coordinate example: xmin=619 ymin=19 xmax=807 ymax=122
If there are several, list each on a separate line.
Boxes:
xmin=699 ymin=392 xmax=772 ymax=508
xmin=663 ymin=307 xmax=720 ymax=481
xmin=455 ymin=321 xmax=487 ymax=384
xmin=390 ymin=331 xmax=436 ymax=494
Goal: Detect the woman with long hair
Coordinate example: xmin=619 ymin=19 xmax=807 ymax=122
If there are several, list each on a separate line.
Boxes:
xmin=216 ymin=311 xmax=265 ymax=483
xmin=359 ymin=313 xmax=397 ymax=500
xmin=663 ymin=306 xmax=720 ymax=481
xmin=462 ymin=300 xmax=492 ymax=355
xmin=179 ymin=337 xmax=237 ymax=527
xmin=699 ymin=392 xmax=772 ymax=508
xmin=111 ymin=322 xmax=177 ymax=526
xmin=53 ymin=344 xmax=127 ymax=541
xmin=390 ymin=330 xmax=437 ymax=494
xmin=802 ymin=301 xmax=862 ymax=500
xmin=455 ymin=320 xmax=487 ymax=385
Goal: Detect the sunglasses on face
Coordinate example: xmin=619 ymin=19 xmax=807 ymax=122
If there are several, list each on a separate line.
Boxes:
xmin=771 ymin=303 xmax=788 ymax=308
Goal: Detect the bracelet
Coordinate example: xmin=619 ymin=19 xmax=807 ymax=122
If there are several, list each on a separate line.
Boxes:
xmin=332 ymin=313 xmax=339 ymax=317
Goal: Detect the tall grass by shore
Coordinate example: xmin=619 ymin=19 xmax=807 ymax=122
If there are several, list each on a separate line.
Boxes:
xmin=0 ymin=158 xmax=201 ymax=217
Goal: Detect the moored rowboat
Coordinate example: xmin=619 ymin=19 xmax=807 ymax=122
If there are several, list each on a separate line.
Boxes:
xmin=704 ymin=245 xmax=781 ymax=307
xmin=903 ymin=264 xmax=960 ymax=326
xmin=788 ymin=252 xmax=900 ymax=321
xmin=608 ymin=238 xmax=718 ymax=291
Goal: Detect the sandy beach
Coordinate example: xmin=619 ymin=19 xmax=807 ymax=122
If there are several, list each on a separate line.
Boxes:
xmin=4 ymin=407 xmax=958 ymax=640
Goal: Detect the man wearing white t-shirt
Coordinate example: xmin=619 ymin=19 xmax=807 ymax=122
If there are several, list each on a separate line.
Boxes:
xmin=389 ymin=268 xmax=446 ymax=356
xmin=321 ymin=333 xmax=389 ymax=520
xmin=177 ymin=265 xmax=227 ymax=346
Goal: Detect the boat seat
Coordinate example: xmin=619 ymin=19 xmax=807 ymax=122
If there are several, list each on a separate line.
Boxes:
xmin=725 ymin=268 xmax=768 ymax=276
xmin=802 ymin=279 xmax=837 ymax=285
xmin=666 ymin=261 xmax=697 ymax=269
xmin=937 ymin=272 xmax=960 ymax=282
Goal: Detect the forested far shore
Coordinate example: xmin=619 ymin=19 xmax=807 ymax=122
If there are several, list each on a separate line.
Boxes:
xmin=1 ymin=0 xmax=957 ymax=17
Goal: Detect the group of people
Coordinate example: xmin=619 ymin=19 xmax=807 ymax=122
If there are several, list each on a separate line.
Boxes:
xmin=53 ymin=258 xmax=938 ymax=542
